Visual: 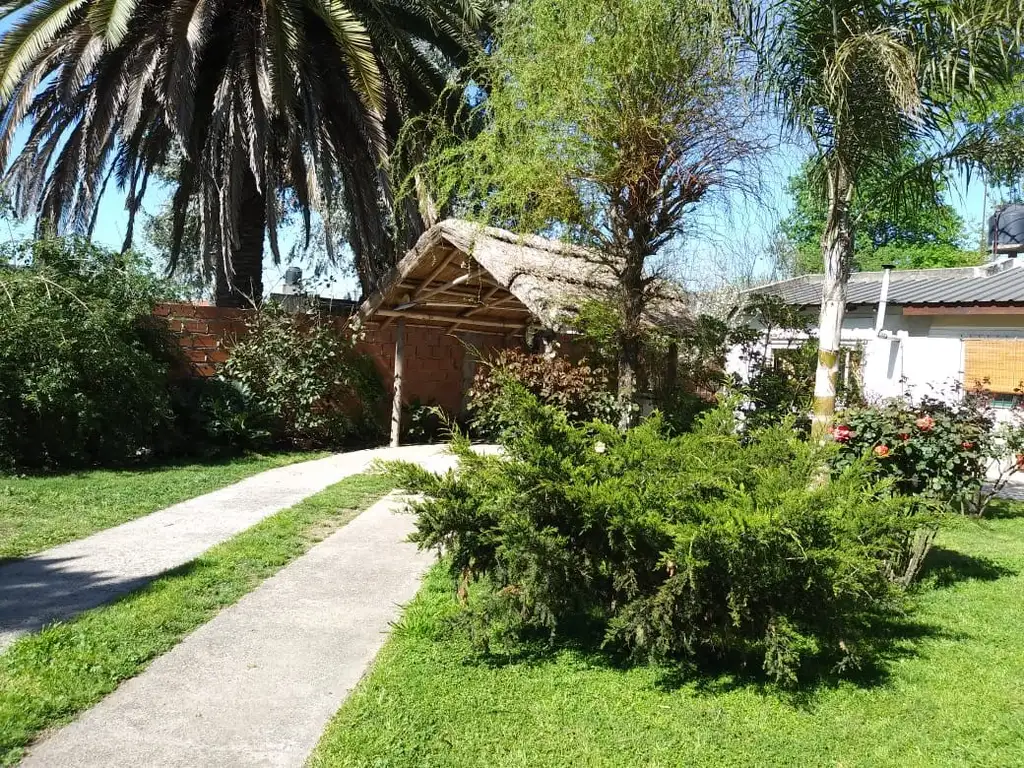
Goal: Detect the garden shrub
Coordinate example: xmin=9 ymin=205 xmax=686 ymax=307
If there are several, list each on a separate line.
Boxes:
xmin=733 ymin=294 xmax=864 ymax=433
xmin=467 ymin=348 xmax=617 ymax=438
xmin=220 ymin=303 xmax=385 ymax=448
xmin=385 ymin=389 xmax=922 ymax=685
xmin=167 ymin=377 xmax=274 ymax=453
xmin=832 ymin=391 xmax=1024 ymax=515
xmin=402 ymin=399 xmax=455 ymax=444
xmin=0 ymin=238 xmax=179 ymax=471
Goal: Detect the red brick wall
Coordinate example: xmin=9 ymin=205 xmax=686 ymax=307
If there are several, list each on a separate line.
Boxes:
xmin=154 ymin=303 xmax=516 ymax=414
xmin=154 ymin=303 xmax=249 ymax=378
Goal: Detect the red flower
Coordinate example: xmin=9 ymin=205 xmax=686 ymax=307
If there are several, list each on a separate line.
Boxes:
xmin=1016 ymin=454 xmax=1024 ymax=471
xmin=874 ymin=445 xmax=891 ymax=458
xmin=961 ymin=441 xmax=974 ymax=450
xmin=898 ymin=432 xmax=911 ymax=441
xmin=915 ymin=415 xmax=935 ymax=432
xmin=833 ymin=425 xmax=852 ymax=443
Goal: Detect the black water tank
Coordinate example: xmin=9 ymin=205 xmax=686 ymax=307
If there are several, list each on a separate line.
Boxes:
xmin=988 ymin=204 xmax=1024 ymax=254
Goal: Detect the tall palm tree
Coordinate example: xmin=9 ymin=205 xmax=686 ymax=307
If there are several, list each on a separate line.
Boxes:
xmin=744 ymin=0 xmax=1022 ymax=436
xmin=0 ymin=0 xmax=484 ymax=306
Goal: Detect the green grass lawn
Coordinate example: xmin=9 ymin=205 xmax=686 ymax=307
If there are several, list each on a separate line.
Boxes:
xmin=312 ymin=510 xmax=1024 ymax=768
xmin=0 ymin=452 xmax=325 ymax=559
xmin=0 ymin=472 xmax=393 ymax=766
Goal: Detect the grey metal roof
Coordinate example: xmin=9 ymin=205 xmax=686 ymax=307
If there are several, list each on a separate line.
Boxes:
xmin=751 ymin=260 xmax=1024 ymax=307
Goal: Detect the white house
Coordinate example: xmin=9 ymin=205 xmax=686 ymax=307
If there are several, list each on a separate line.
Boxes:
xmin=729 ymin=256 xmax=1024 ymax=409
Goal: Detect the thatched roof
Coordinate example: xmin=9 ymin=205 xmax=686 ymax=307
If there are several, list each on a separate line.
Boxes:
xmin=358 ymin=219 xmax=691 ymax=335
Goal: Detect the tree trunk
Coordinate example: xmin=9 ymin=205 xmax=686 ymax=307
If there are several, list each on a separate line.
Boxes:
xmin=617 ymin=252 xmax=645 ymax=430
xmin=215 ymin=171 xmax=266 ymax=308
xmin=811 ymin=161 xmax=854 ymax=440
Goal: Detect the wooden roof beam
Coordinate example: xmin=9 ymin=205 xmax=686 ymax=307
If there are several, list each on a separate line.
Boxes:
xmin=376 ymin=309 xmax=526 ymax=330
xmin=412 ymin=249 xmax=458 ymax=298
xmin=395 ymin=269 xmax=488 ymax=310
xmin=448 ymin=285 xmax=506 ymax=332
xmin=398 ymin=284 xmax=511 ymax=301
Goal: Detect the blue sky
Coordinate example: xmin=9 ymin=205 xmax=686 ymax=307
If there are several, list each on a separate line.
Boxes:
xmin=0 ymin=3 xmax=992 ymax=297
xmin=0 ymin=7 xmax=999 ymax=298
xmin=3 ymin=129 xmax=991 ymax=298
xmin=76 ymin=141 xmax=992 ymax=291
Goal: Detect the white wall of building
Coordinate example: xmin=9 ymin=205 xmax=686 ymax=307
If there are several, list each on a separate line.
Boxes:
xmin=727 ymin=304 xmax=1024 ymax=404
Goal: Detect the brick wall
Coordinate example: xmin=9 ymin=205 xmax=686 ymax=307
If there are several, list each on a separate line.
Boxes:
xmin=154 ymin=303 xmax=516 ymax=414
xmin=155 ymin=303 xmax=249 ymax=378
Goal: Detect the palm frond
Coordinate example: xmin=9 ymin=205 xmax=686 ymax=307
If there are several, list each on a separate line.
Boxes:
xmin=0 ymin=0 xmax=485 ymax=297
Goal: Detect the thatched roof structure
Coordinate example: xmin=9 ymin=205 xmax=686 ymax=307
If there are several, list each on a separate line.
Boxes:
xmin=358 ymin=219 xmax=691 ymax=336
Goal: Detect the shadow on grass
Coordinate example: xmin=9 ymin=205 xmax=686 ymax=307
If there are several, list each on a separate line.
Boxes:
xmin=428 ymin=540 xmax=1019 ymax=705
xmin=918 ymin=545 xmax=1015 ymax=589
xmin=450 ymin=609 xmax=956 ymax=704
xmin=979 ymin=499 xmax=1024 ymax=520
xmin=651 ymin=612 xmax=959 ymax=707
xmin=2 ymin=447 xmax=324 ymax=480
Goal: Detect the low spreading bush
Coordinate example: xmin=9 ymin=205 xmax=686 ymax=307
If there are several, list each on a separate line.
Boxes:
xmin=385 ymin=389 xmax=922 ymax=685
xmin=832 ymin=392 xmax=1024 ymax=515
xmin=0 ymin=238 xmax=179 ymax=471
xmin=220 ymin=304 xmax=385 ymax=448
xmin=467 ymin=348 xmax=616 ymax=438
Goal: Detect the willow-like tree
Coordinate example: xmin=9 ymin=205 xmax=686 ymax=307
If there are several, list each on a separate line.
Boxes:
xmin=407 ymin=0 xmax=761 ymax=425
xmin=0 ymin=0 xmax=483 ymax=306
xmin=744 ymin=0 xmax=1024 ymax=438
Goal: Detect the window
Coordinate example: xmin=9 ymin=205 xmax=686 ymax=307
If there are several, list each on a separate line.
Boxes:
xmin=964 ymin=339 xmax=1024 ymax=394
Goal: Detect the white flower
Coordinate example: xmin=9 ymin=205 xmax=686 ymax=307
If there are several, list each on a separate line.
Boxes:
xmin=594 ymin=441 xmax=607 ymax=454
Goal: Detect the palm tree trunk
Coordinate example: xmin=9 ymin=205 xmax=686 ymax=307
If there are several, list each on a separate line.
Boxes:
xmin=215 ymin=171 xmax=266 ymax=308
xmin=811 ymin=162 xmax=853 ymax=440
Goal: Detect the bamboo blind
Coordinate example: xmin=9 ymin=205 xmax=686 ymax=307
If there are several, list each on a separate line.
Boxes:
xmin=964 ymin=339 xmax=1024 ymax=393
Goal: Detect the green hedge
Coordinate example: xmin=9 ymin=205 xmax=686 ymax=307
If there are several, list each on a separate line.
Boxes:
xmin=0 ymin=238 xmax=180 ymax=470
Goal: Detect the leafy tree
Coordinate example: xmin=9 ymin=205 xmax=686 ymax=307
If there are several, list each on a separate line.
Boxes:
xmin=963 ymin=75 xmax=1024 ymax=198
xmin=0 ymin=0 xmax=484 ymax=306
xmin=744 ymin=0 xmax=1023 ymax=438
xmin=408 ymin=0 xmax=762 ymax=424
xmin=780 ymin=153 xmax=980 ymax=275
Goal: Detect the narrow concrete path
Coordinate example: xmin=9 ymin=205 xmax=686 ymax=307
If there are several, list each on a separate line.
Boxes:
xmin=22 ymin=467 xmax=450 ymax=767
xmin=0 ymin=444 xmax=449 ymax=651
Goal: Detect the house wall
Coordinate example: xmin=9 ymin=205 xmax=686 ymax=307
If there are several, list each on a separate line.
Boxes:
xmin=727 ymin=304 xmax=1024 ymax=405
xmin=154 ymin=303 xmax=518 ymax=415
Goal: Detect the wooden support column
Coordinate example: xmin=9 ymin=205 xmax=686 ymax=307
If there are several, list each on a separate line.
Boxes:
xmin=666 ymin=341 xmax=679 ymax=392
xmin=390 ymin=318 xmax=406 ymax=447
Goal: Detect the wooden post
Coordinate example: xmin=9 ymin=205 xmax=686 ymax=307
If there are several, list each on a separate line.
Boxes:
xmin=390 ymin=319 xmax=405 ymax=447
xmin=666 ymin=341 xmax=679 ymax=392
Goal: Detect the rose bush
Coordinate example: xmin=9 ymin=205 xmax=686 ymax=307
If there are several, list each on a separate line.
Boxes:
xmin=832 ymin=391 xmax=1024 ymax=515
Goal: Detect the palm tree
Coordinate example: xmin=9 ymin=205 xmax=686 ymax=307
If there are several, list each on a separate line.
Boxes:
xmin=0 ymin=0 xmax=484 ymax=306
xmin=744 ymin=0 xmax=1022 ymax=436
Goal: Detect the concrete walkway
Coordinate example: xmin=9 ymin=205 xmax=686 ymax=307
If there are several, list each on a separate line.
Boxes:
xmin=22 ymin=477 xmax=450 ymax=767
xmin=0 ymin=444 xmax=450 ymax=651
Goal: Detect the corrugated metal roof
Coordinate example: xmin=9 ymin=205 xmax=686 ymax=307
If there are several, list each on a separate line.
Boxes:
xmin=751 ymin=260 xmax=1024 ymax=307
